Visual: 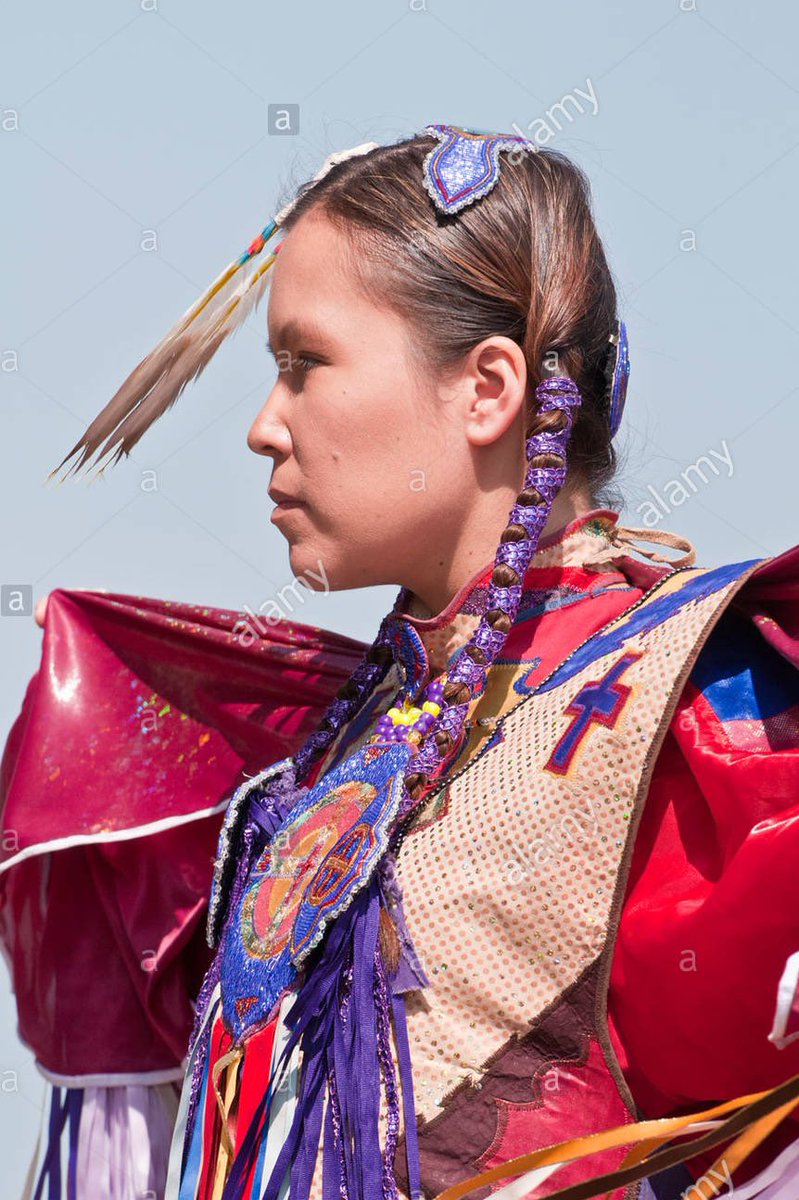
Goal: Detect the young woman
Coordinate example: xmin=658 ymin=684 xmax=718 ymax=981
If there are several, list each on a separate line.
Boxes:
xmin=23 ymin=126 xmax=799 ymax=1199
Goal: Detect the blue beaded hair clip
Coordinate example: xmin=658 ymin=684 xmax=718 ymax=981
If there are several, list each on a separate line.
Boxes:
xmin=421 ymin=122 xmax=538 ymax=216
xmin=606 ymin=319 xmax=629 ymax=438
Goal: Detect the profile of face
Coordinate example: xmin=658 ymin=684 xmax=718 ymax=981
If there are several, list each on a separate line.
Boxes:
xmin=247 ymin=209 xmax=530 ymax=603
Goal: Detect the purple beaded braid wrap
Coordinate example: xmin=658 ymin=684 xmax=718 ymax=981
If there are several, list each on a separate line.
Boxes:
xmin=396 ymin=374 xmax=582 ymax=813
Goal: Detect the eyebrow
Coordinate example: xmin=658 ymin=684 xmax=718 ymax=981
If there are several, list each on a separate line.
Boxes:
xmin=265 ymin=318 xmax=333 ymax=354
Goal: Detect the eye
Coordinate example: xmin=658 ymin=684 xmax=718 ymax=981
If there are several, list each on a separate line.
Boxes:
xmin=265 ymin=342 xmax=322 ymax=374
xmin=295 ymin=354 xmax=320 ymax=372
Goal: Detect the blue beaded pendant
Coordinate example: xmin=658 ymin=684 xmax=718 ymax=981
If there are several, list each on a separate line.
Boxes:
xmin=218 ymin=738 xmax=413 ymax=1043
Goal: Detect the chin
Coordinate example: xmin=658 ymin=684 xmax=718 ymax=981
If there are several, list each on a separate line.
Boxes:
xmin=285 ymin=535 xmax=385 ymax=594
xmin=286 ymin=542 xmax=336 ymax=594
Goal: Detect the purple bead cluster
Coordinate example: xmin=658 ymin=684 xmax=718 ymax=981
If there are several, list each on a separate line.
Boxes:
xmin=374 ymin=679 xmax=445 ymax=743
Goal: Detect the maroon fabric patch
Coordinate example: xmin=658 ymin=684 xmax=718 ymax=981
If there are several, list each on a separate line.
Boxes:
xmin=395 ymin=961 xmax=622 ymax=1198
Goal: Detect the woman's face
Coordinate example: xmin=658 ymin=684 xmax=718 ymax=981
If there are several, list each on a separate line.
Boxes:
xmin=248 ymin=209 xmax=476 ymax=595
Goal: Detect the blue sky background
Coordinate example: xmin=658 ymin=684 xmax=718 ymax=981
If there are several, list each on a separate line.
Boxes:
xmin=2 ymin=1 xmax=798 ymax=1190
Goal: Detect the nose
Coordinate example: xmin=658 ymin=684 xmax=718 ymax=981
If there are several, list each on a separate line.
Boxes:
xmin=247 ymin=382 xmax=292 ymax=459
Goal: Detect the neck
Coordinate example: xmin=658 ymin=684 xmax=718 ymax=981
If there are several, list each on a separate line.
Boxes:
xmin=402 ymin=485 xmax=594 ymax=618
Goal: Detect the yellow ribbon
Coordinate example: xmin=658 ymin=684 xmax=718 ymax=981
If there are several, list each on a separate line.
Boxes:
xmin=678 ymin=1094 xmax=799 ymax=1200
xmin=432 ymin=1070 xmax=799 ymax=1200
xmin=209 ymin=1043 xmax=244 ymax=1191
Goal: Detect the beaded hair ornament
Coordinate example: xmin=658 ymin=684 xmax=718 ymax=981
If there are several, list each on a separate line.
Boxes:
xmin=52 ymin=125 xmax=631 ymax=1198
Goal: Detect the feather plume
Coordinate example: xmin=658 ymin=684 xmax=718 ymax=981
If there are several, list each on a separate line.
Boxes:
xmin=49 ymin=229 xmax=280 ymax=482
xmin=50 ymin=139 xmax=382 ymax=483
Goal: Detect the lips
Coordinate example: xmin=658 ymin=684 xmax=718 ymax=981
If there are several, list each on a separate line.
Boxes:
xmin=269 ymin=489 xmax=304 ymax=506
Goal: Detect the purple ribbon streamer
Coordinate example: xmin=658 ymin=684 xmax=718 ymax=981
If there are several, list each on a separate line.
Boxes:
xmin=66 ymin=1087 xmax=83 ymax=1200
xmin=392 ymin=993 xmax=423 ymax=1200
xmin=220 ymin=878 xmax=410 ymax=1200
xmin=33 ymin=1085 xmax=81 ymax=1200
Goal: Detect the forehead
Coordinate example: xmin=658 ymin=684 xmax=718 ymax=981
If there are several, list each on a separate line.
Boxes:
xmin=267 ymin=212 xmax=360 ymax=340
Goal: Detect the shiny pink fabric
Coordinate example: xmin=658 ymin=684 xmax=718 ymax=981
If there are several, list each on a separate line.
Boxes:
xmin=0 ymin=588 xmax=363 ymax=1078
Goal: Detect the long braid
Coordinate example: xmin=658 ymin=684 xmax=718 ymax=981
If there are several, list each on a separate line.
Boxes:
xmin=293 ymin=640 xmax=395 ymax=784
xmin=401 ymin=374 xmax=580 ymax=803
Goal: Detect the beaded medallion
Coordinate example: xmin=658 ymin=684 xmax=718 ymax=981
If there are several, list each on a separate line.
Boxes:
xmin=218 ymin=738 xmax=413 ymax=1044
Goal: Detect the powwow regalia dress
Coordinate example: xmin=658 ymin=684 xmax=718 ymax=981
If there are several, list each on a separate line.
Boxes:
xmin=5 ymin=512 xmax=799 ymax=1200
xmin=159 ymin=510 xmax=799 ymax=1200
xmin=6 ymin=122 xmax=799 ymax=1200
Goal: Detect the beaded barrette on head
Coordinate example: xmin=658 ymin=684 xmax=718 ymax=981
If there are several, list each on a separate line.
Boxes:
xmin=49 ymin=122 xmax=628 ymax=481
xmin=420 ymin=121 xmax=540 ymax=215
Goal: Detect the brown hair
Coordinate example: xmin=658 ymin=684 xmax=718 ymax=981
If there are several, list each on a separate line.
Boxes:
xmin=277 ymin=133 xmax=622 ymax=508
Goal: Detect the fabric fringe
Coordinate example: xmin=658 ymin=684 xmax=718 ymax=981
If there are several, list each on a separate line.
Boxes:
xmin=22 ymin=1080 xmax=180 ymax=1200
xmin=587 ymin=523 xmax=698 ymax=571
xmin=208 ymin=876 xmax=420 ymax=1200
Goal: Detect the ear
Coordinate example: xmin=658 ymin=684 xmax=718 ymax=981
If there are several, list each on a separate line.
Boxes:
xmin=460 ymin=335 xmax=529 ymax=448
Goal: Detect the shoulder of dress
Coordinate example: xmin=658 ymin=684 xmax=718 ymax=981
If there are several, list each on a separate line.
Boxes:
xmin=686 ymin=541 xmax=799 ymax=678
xmin=730 ymin=538 xmax=799 ymax=591
xmin=666 ymin=551 xmax=799 ymax=758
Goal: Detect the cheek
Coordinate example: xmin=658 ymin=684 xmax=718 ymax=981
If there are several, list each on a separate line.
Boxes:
xmin=300 ymin=370 xmax=448 ymax=519
xmin=313 ymin=405 xmax=411 ymax=497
